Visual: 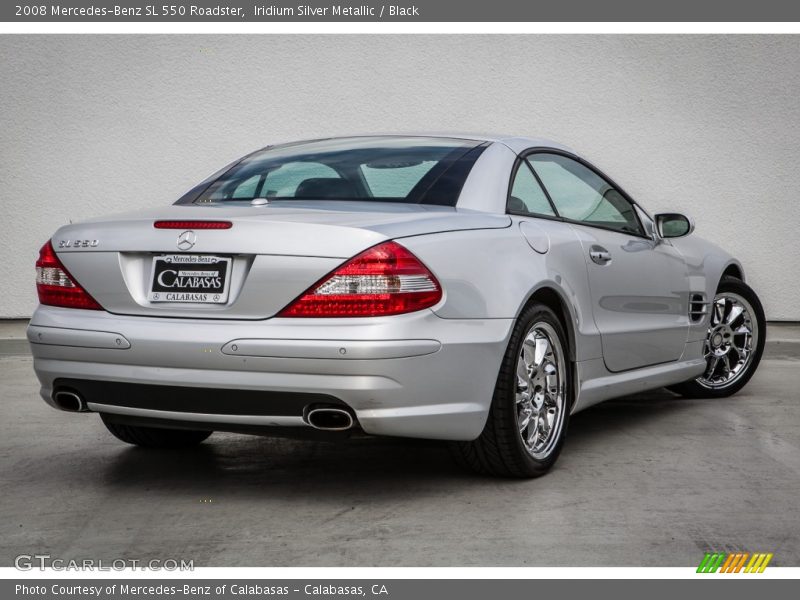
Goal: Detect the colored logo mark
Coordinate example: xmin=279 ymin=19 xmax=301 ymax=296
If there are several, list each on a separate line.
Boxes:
xmin=697 ymin=552 xmax=773 ymax=573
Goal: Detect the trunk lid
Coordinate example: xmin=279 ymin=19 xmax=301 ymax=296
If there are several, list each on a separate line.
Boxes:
xmin=53 ymin=201 xmax=510 ymax=319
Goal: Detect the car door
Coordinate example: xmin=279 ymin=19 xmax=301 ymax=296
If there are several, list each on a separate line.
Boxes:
xmin=527 ymin=152 xmax=688 ymax=372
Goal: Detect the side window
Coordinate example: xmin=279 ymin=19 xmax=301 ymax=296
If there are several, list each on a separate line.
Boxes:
xmin=529 ymin=153 xmax=642 ymax=236
xmin=507 ymin=161 xmax=556 ymax=216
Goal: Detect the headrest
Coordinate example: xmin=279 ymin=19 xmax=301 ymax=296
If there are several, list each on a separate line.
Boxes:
xmin=508 ymin=195 xmax=527 ymax=212
xmin=295 ymin=178 xmax=357 ymax=199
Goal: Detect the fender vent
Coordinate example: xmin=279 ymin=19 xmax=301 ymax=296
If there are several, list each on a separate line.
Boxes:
xmin=689 ymin=293 xmax=709 ymax=323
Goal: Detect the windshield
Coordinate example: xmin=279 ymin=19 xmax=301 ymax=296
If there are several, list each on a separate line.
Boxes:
xmin=180 ymin=136 xmax=486 ymax=207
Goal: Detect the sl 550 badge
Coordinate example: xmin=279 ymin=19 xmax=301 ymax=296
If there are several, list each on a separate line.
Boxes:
xmin=58 ymin=239 xmax=99 ymax=248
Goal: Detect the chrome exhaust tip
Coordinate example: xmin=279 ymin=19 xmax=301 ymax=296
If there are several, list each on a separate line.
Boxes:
xmin=53 ymin=390 xmax=89 ymax=413
xmin=305 ymin=407 xmax=355 ymax=431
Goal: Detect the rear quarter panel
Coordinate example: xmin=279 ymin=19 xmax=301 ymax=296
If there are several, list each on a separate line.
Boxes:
xmin=397 ymin=218 xmax=603 ymax=362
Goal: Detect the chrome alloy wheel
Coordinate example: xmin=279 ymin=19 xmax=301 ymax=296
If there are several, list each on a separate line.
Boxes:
xmin=698 ymin=292 xmax=759 ymax=389
xmin=516 ymin=322 xmax=566 ymax=459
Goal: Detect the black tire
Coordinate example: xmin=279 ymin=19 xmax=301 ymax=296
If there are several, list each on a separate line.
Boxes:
xmin=669 ymin=276 xmax=766 ymax=399
xmin=451 ymin=303 xmax=573 ymax=478
xmin=101 ymin=414 xmax=212 ymax=448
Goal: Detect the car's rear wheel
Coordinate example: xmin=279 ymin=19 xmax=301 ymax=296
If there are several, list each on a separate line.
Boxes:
xmin=452 ymin=303 xmax=572 ymax=478
xmin=101 ymin=414 xmax=212 ymax=448
xmin=669 ymin=276 xmax=765 ymax=399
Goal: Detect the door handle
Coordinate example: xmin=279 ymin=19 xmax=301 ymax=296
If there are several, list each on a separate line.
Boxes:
xmin=589 ymin=246 xmax=612 ymax=265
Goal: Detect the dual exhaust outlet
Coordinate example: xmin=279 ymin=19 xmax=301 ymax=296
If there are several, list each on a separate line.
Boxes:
xmin=52 ymin=388 xmax=356 ymax=431
xmin=304 ymin=406 xmax=356 ymax=431
xmin=52 ymin=390 xmax=89 ymax=413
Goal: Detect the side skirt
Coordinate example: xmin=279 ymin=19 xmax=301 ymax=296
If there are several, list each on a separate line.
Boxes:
xmin=573 ymin=341 xmax=706 ymax=413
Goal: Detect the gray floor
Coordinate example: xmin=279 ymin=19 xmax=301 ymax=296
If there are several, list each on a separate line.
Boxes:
xmin=1 ymin=349 xmax=799 ymax=567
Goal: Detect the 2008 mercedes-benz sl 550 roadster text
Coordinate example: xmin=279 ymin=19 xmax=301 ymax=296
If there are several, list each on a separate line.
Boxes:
xmin=28 ymin=135 xmax=766 ymax=477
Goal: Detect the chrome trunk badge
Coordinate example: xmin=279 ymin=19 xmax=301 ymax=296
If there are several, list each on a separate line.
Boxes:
xmin=176 ymin=230 xmax=197 ymax=251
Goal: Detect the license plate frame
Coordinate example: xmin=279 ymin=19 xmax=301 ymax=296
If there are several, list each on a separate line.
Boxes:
xmin=148 ymin=254 xmax=232 ymax=304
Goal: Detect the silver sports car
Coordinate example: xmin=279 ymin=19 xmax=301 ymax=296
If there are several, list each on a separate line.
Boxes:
xmin=28 ymin=135 xmax=766 ymax=477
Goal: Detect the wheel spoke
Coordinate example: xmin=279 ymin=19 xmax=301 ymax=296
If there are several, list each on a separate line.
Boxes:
xmin=534 ymin=335 xmax=550 ymax=366
xmin=545 ymin=407 xmax=557 ymax=431
xmin=545 ymin=373 xmax=558 ymax=396
xmin=721 ymin=297 xmax=733 ymax=323
xmin=734 ymin=344 xmax=748 ymax=361
xmin=516 ymin=357 xmax=530 ymax=386
xmin=712 ymin=299 xmax=725 ymax=325
xmin=538 ymin=412 xmax=551 ymax=441
xmin=725 ymin=304 xmax=744 ymax=325
xmin=521 ymin=338 xmax=536 ymax=371
xmin=526 ymin=416 xmax=539 ymax=445
xmin=721 ymin=354 xmax=731 ymax=378
xmin=705 ymin=356 xmax=720 ymax=379
xmin=518 ymin=410 xmax=532 ymax=433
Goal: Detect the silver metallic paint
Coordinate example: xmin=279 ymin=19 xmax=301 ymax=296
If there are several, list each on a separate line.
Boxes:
xmin=29 ymin=135 xmax=744 ymax=441
xmin=569 ymin=223 xmax=689 ymax=372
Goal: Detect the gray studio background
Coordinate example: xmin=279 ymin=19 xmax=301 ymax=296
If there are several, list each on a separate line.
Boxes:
xmin=1 ymin=35 xmax=798 ymax=319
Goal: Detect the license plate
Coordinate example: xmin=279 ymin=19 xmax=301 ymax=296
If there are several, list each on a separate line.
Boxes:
xmin=148 ymin=255 xmax=232 ymax=304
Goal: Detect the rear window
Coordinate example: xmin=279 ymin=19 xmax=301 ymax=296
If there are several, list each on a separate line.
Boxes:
xmin=181 ymin=137 xmax=486 ymax=206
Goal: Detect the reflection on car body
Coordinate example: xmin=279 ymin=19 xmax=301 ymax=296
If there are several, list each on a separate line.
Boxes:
xmin=28 ymin=135 xmax=766 ymax=477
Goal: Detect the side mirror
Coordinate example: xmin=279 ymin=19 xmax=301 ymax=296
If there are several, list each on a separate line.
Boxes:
xmin=654 ymin=212 xmax=694 ymax=238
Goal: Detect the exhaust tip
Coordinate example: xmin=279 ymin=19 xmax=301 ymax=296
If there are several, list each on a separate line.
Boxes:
xmin=305 ymin=407 xmax=355 ymax=431
xmin=53 ymin=390 xmax=88 ymax=413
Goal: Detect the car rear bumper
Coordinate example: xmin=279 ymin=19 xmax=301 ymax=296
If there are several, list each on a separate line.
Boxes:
xmin=28 ymin=306 xmax=513 ymax=441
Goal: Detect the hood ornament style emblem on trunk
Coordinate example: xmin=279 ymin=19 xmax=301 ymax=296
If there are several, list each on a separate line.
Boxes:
xmin=176 ymin=230 xmax=197 ymax=251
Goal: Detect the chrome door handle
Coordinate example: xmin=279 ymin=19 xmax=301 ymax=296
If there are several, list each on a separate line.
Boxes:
xmin=589 ymin=246 xmax=612 ymax=265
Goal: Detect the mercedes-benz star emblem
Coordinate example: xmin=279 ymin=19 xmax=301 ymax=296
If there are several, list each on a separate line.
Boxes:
xmin=176 ymin=230 xmax=197 ymax=251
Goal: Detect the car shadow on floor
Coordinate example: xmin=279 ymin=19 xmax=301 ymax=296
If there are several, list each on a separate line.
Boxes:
xmin=93 ymin=386 xmax=711 ymax=495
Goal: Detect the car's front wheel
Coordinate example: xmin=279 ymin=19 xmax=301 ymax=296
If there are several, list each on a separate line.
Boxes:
xmin=669 ymin=276 xmax=766 ymax=399
xmin=101 ymin=414 xmax=212 ymax=448
xmin=452 ymin=303 xmax=572 ymax=478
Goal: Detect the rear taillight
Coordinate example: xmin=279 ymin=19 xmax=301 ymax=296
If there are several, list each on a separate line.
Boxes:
xmin=35 ymin=241 xmax=102 ymax=310
xmin=278 ymin=241 xmax=442 ymax=318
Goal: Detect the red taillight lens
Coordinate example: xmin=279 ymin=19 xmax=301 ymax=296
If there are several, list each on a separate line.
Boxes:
xmin=35 ymin=241 xmax=102 ymax=310
xmin=278 ymin=241 xmax=442 ymax=318
xmin=154 ymin=221 xmax=232 ymax=229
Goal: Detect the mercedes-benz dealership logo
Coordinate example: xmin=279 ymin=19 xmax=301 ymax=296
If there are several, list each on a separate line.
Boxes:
xmin=176 ymin=230 xmax=197 ymax=251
